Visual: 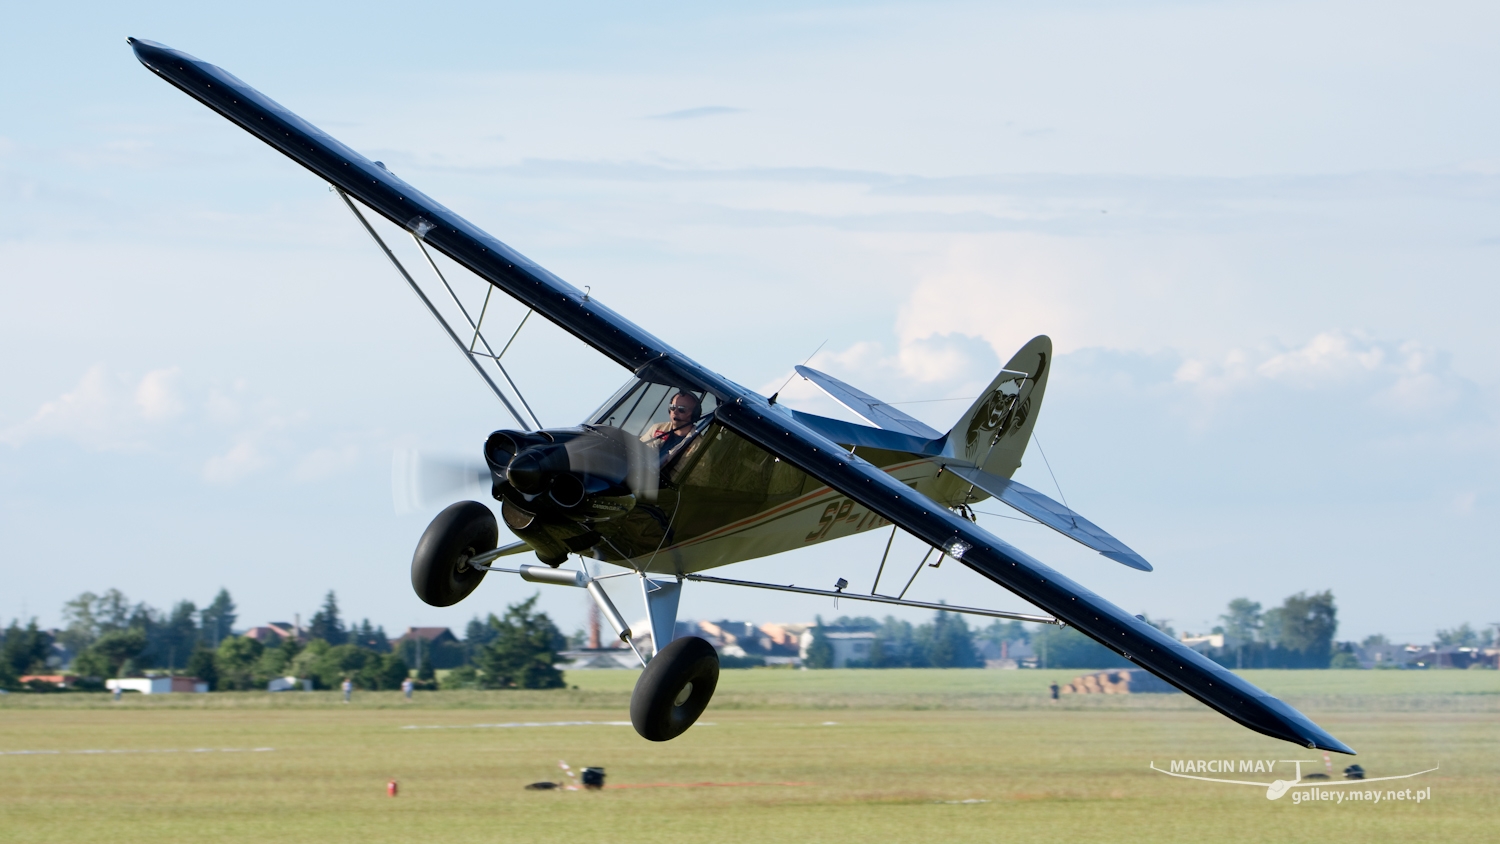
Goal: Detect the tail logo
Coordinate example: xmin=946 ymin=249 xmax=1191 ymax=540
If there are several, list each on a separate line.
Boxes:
xmin=965 ymin=380 xmax=1024 ymax=457
xmin=964 ymin=352 xmax=1044 ymax=460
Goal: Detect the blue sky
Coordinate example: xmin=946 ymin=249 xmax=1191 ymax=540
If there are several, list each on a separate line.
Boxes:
xmin=2 ymin=1 xmax=1497 ymax=644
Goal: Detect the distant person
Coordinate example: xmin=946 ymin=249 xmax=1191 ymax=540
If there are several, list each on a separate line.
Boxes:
xmin=1049 ymin=681 xmax=1059 ymax=702
xmin=402 ymin=677 xmax=414 ymax=701
xmin=113 ymin=684 xmax=122 ymax=702
xmin=342 ymin=677 xmax=353 ymax=703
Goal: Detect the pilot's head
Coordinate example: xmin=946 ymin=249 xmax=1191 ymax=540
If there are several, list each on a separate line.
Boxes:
xmin=669 ymin=391 xmax=701 ymax=424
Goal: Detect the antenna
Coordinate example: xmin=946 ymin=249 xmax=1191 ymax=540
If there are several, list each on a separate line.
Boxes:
xmin=768 ymin=339 xmax=828 ymax=405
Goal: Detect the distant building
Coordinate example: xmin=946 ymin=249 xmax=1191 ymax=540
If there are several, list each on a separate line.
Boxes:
xmin=392 ymin=627 xmax=459 ymax=649
xmin=976 ymin=638 xmax=1033 ymax=669
xmin=106 ymin=677 xmax=208 ymax=694
xmin=798 ymin=624 xmax=877 ymax=668
xmin=1179 ymin=633 xmax=1225 ymax=654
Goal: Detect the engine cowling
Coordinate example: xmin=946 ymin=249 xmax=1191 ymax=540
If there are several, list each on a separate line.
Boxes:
xmin=484 ymin=426 xmax=657 ymax=564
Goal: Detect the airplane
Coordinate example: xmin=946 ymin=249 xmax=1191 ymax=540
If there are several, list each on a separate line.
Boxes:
xmin=129 ymin=37 xmax=1353 ymax=754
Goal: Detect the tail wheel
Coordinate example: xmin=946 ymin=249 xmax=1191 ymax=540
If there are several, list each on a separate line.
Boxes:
xmin=411 ymin=501 xmax=497 ymax=607
xmin=630 ymin=636 xmax=719 ymax=741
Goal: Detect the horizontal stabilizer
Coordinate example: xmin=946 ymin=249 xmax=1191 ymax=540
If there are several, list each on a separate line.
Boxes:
xmin=795 ymin=366 xmax=942 ymax=440
xmin=788 ymin=410 xmax=942 ymax=456
xmin=949 ymin=466 xmax=1153 ymax=572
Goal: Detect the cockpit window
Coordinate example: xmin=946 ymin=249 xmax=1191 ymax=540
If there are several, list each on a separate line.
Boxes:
xmin=588 ymin=376 xmax=718 ymax=439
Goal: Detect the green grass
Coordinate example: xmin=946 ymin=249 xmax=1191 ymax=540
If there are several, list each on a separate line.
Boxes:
xmin=2 ymin=670 xmax=1494 ymax=843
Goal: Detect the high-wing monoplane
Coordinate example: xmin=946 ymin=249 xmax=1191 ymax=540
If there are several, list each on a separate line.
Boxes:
xmin=130 ymin=38 xmax=1353 ymax=754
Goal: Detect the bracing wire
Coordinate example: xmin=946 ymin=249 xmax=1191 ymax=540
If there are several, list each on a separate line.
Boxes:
xmin=1030 ymin=433 xmax=1078 ymax=529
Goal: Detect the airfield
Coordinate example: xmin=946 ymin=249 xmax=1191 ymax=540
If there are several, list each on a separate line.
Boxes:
xmin=3 ymin=669 xmax=1493 ymax=843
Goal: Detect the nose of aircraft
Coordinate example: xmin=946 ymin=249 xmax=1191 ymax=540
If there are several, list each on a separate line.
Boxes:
xmin=505 ymin=449 xmax=548 ymax=494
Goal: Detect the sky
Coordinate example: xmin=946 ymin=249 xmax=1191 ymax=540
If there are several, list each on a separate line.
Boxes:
xmin=2 ymin=1 xmax=1498 ymax=646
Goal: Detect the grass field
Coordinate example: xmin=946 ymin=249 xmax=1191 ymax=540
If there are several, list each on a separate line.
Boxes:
xmin=3 ymin=669 xmax=1495 ymax=843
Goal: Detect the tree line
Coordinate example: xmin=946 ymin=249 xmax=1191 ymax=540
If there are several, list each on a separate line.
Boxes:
xmin=798 ymin=591 xmax=1459 ymax=671
xmin=0 ymin=588 xmax=568 ymax=692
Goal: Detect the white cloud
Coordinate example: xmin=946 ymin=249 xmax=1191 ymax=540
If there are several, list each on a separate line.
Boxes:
xmin=1 ymin=365 xmax=140 ymax=449
xmin=134 ymin=367 xmax=184 ymax=421
xmin=202 ymin=440 xmax=266 ymax=484
xmin=1171 ymin=330 xmax=1466 ymax=416
xmin=1 ymin=366 xmax=304 ymax=484
xmin=292 ymin=443 xmax=362 ymax=483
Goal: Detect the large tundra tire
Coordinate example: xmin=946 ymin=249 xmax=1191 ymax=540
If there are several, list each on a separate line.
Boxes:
xmin=411 ymin=501 xmax=497 ymax=607
xmin=630 ymin=636 xmax=720 ymax=741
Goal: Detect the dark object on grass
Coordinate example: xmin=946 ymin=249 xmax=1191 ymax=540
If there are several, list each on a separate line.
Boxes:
xmin=525 ymin=781 xmax=560 ymax=790
xmin=631 ymin=636 xmax=720 ymax=741
xmin=1343 ymin=764 xmax=1366 ymax=780
xmin=581 ymin=767 xmax=606 ymax=790
xmin=1304 ymin=772 xmax=1329 ymax=780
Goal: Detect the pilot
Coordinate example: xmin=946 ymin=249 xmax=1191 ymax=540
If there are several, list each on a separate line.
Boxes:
xmin=641 ymin=390 xmax=702 ymax=453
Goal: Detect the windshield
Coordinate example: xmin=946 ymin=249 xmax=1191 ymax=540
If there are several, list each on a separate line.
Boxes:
xmin=588 ymin=376 xmax=719 ymax=439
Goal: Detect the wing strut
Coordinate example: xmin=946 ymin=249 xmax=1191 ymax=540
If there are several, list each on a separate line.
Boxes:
xmin=682 ymin=572 xmax=1057 ymax=624
xmin=335 ymin=188 xmax=538 ymax=430
xmin=408 ymin=233 xmax=543 ymax=429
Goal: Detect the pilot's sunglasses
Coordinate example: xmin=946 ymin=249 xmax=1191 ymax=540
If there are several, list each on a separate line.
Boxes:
xmin=669 ymin=404 xmax=694 ymax=413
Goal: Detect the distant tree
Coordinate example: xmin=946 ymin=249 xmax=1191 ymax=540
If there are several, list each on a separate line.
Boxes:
xmin=305 ymin=644 xmax=408 ymax=690
xmin=253 ymin=640 xmax=298 ymax=686
xmin=979 ymin=619 xmax=1030 ymax=649
xmin=2 ymin=619 xmax=53 ymax=677
xmin=213 ymin=636 xmax=264 ymax=690
xmin=1362 ymin=633 xmax=1390 ymax=649
xmin=185 ymin=647 xmax=218 ymax=690
xmin=1031 ymin=625 xmax=1130 ymax=670
xmin=919 ymin=610 xmax=980 ymax=668
xmin=200 ymin=589 xmax=237 ymax=648
xmin=58 ymin=591 xmax=102 ymax=653
xmin=77 ymin=628 xmax=148 ymax=678
xmin=476 ymin=595 xmax=566 ymax=689
xmin=441 ymin=664 xmax=480 ymax=690
xmin=1139 ymin=614 xmax=1176 ymax=639
xmin=1219 ymin=598 xmax=1262 ymax=648
xmin=160 ymin=601 xmax=200 ymax=671
xmin=365 ymin=653 xmax=411 ymax=690
xmin=1435 ymin=623 xmax=1479 ymax=648
xmin=803 ymin=617 xmax=834 ymax=669
xmin=1276 ymin=591 xmax=1338 ymax=668
xmin=351 ymin=619 xmax=389 ymax=652
xmin=290 ymin=639 xmax=332 ymax=687
xmin=870 ymin=616 xmax=917 ymax=667
xmin=58 ymin=589 xmax=132 ymax=653
xmin=1329 ymin=645 xmax=1361 ymax=669
xmin=464 ymin=616 xmax=499 ymax=664
xmin=306 ymin=591 xmax=346 ymax=646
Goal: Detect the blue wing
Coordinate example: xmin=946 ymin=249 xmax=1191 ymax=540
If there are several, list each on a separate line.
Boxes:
xmin=130 ymin=38 xmax=1352 ymax=756
xmin=949 ymin=467 xmax=1153 ymax=571
xmin=794 ymin=365 xmax=943 ymax=439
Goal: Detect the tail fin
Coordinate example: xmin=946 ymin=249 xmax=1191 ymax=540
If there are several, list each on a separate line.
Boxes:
xmin=946 ymin=335 xmax=1051 ymax=478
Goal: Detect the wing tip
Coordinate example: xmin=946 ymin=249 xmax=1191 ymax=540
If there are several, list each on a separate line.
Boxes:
xmin=1101 ymin=550 xmax=1153 ymax=572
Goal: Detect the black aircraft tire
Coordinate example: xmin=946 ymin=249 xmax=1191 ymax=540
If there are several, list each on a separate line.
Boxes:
xmin=411 ymin=501 xmax=497 ymax=607
xmin=630 ymin=636 xmax=720 ymax=742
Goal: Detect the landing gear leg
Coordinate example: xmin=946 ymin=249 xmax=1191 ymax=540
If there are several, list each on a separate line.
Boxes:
xmin=630 ymin=636 xmax=719 ymax=741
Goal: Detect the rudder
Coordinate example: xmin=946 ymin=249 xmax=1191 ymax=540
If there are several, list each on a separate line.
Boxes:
xmin=945 ymin=335 xmax=1051 ymax=478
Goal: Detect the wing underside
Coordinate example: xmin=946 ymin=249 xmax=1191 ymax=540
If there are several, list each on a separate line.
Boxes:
xmin=131 ymin=38 xmax=1351 ymax=755
xmin=950 ymin=466 xmax=1153 ymax=571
